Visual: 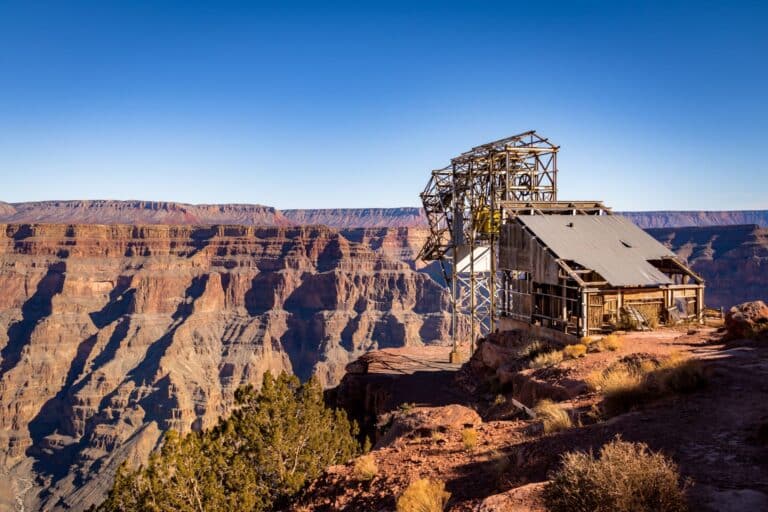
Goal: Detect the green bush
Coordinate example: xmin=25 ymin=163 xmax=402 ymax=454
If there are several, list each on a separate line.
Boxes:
xmin=98 ymin=372 xmax=359 ymax=512
xmin=544 ymin=438 xmax=688 ymax=512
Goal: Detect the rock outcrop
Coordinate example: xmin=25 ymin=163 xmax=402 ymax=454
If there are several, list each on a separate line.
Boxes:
xmin=725 ymin=301 xmax=768 ymax=340
xmin=0 ymin=223 xmax=451 ymax=511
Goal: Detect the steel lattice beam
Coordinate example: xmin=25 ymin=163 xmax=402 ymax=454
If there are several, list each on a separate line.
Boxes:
xmin=418 ymin=131 xmax=560 ymax=356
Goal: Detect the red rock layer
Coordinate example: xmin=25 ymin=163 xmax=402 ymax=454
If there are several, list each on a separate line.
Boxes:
xmin=0 ymin=223 xmax=450 ymax=511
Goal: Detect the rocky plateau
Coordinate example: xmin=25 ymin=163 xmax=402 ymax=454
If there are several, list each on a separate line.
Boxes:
xmin=2 ymin=201 xmax=767 ymax=229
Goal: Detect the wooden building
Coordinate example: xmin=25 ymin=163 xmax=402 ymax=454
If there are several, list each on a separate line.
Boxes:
xmin=498 ymin=212 xmax=704 ymax=337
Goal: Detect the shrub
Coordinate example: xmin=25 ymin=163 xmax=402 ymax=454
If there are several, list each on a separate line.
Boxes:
xmin=529 ymin=350 xmax=563 ymax=369
xmin=520 ymin=340 xmax=545 ymax=359
xmin=461 ymin=428 xmax=478 ymax=451
xmin=98 ymin=372 xmax=359 ymax=512
xmin=589 ymin=355 xmax=707 ymax=417
xmin=534 ymin=399 xmax=572 ymax=433
xmin=563 ymin=344 xmax=587 ymax=359
xmin=397 ymin=478 xmax=451 ymax=512
xmin=654 ymin=358 xmax=707 ymax=394
xmin=543 ymin=437 xmax=688 ymax=512
xmin=601 ymin=334 xmax=622 ymax=351
xmin=353 ymin=454 xmax=378 ymax=481
xmin=430 ymin=431 xmax=445 ymax=442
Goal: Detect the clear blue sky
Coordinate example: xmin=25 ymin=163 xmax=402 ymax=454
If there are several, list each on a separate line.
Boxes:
xmin=0 ymin=1 xmax=765 ymax=210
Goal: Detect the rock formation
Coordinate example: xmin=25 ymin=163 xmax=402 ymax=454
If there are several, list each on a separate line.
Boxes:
xmin=0 ymin=200 xmax=290 ymax=226
xmin=2 ymin=201 xmax=767 ymax=229
xmin=0 ymin=223 xmax=450 ymax=511
xmin=283 ymin=208 xmax=426 ymax=227
xmin=725 ymin=301 xmax=768 ymax=340
xmin=648 ymin=224 xmax=768 ymax=307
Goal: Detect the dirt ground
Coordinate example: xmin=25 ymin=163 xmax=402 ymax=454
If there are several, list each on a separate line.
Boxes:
xmin=299 ymin=327 xmax=768 ymax=511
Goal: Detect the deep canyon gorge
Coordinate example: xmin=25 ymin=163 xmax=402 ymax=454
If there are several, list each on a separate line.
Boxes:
xmin=0 ymin=202 xmax=766 ymax=510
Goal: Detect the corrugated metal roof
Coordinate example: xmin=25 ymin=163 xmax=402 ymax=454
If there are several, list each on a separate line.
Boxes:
xmin=516 ymin=215 xmax=675 ymax=287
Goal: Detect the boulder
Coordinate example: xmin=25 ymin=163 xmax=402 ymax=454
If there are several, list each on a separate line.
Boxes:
xmin=475 ymin=482 xmax=547 ymax=511
xmin=725 ymin=301 xmax=768 ymax=340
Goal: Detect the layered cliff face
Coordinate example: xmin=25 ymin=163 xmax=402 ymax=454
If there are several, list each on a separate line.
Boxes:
xmin=649 ymin=224 xmax=768 ymax=308
xmin=0 ymin=200 xmax=290 ymax=226
xmin=623 ymin=210 xmax=768 ymax=229
xmin=3 ymin=201 xmax=767 ymax=229
xmin=283 ymin=208 xmax=427 ymax=227
xmin=0 ymin=223 xmax=450 ymax=511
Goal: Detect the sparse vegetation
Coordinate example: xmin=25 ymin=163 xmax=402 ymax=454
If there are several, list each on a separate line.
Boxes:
xmin=520 ymin=340 xmax=545 ymax=359
xmin=98 ymin=372 xmax=359 ymax=512
xmin=462 ymin=427 xmax=478 ymax=451
xmin=534 ymin=399 xmax=572 ymax=433
xmin=588 ymin=354 xmax=707 ymax=416
xmin=543 ymin=437 xmax=688 ymax=512
xmin=601 ymin=334 xmax=623 ymax=351
xmin=396 ymin=478 xmax=451 ymax=512
xmin=353 ymin=454 xmax=379 ymax=481
xmin=654 ymin=356 xmax=708 ymax=394
xmin=529 ymin=349 xmax=564 ymax=369
xmin=563 ymin=344 xmax=587 ymax=359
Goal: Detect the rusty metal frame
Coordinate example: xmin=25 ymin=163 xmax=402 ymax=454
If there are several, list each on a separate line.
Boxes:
xmin=418 ymin=131 xmax=560 ymax=355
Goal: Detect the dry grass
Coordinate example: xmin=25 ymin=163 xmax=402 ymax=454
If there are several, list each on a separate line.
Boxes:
xmin=397 ymin=478 xmax=451 ymax=512
xmin=601 ymin=334 xmax=623 ymax=351
xmin=563 ymin=344 xmax=587 ymax=359
xmin=352 ymin=454 xmax=379 ymax=481
xmin=461 ymin=428 xmax=478 ymax=451
xmin=529 ymin=350 xmax=564 ymax=369
xmin=586 ymin=365 xmax=643 ymax=394
xmin=543 ymin=437 xmax=688 ymax=512
xmin=653 ymin=356 xmax=708 ymax=394
xmin=520 ymin=340 xmax=545 ymax=359
xmin=534 ymin=399 xmax=572 ymax=434
xmin=589 ymin=354 xmax=708 ymax=417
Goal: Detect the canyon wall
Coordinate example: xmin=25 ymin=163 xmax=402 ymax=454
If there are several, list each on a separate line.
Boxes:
xmin=648 ymin=224 xmax=768 ymax=308
xmin=0 ymin=223 xmax=449 ymax=511
xmin=2 ymin=201 xmax=767 ymax=229
xmin=0 ymin=200 xmax=290 ymax=226
xmin=0 ymin=203 xmax=766 ymax=509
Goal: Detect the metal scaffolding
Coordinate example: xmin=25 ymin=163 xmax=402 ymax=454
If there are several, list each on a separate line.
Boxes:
xmin=418 ymin=130 xmax=560 ymax=357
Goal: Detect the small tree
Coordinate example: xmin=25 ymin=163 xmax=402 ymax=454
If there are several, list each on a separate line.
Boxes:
xmin=99 ymin=372 xmax=359 ymax=511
